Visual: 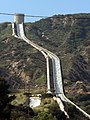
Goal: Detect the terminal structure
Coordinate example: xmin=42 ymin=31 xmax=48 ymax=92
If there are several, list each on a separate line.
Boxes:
xmin=14 ymin=14 xmax=24 ymax=24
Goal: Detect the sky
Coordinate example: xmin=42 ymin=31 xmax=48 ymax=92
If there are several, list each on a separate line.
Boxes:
xmin=0 ymin=0 xmax=90 ymax=23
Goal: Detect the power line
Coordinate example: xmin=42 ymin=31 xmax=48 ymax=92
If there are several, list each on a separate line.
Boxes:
xmin=0 ymin=12 xmax=90 ymax=19
xmin=0 ymin=12 xmax=48 ymax=18
xmin=0 ymin=13 xmax=14 ymax=16
xmin=25 ymin=15 xmax=47 ymax=18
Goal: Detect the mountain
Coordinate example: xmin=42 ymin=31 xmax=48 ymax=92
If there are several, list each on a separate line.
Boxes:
xmin=0 ymin=14 xmax=90 ymax=90
xmin=0 ymin=13 xmax=90 ymax=119
xmin=25 ymin=14 xmax=90 ymax=87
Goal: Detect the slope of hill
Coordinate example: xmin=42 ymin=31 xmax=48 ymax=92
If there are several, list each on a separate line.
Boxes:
xmin=0 ymin=13 xmax=90 ymax=90
xmin=25 ymin=13 xmax=90 ymax=83
xmin=0 ymin=22 xmax=46 ymax=91
xmin=0 ymin=14 xmax=90 ymax=118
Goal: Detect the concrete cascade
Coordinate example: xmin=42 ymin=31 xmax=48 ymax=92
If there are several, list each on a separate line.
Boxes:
xmin=12 ymin=13 xmax=90 ymax=119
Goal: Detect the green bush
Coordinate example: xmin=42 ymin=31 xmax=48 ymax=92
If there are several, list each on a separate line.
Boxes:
xmin=32 ymin=112 xmax=56 ymax=120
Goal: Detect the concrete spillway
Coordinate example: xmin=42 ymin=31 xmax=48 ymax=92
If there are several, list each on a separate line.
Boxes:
xmin=12 ymin=14 xmax=90 ymax=119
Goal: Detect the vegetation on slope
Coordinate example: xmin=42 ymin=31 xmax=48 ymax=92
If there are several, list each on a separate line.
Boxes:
xmin=0 ymin=13 xmax=90 ymax=119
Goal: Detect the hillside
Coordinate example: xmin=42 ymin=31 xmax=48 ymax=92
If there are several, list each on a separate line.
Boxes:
xmin=25 ymin=14 xmax=90 ymax=82
xmin=0 ymin=23 xmax=46 ymax=91
xmin=25 ymin=13 xmax=90 ymax=92
xmin=0 ymin=13 xmax=90 ymax=118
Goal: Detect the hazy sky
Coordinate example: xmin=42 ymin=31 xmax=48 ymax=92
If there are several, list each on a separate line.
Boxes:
xmin=0 ymin=0 xmax=90 ymax=23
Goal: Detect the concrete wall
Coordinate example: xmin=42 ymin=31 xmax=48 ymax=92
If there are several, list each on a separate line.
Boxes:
xmin=14 ymin=14 xmax=24 ymax=24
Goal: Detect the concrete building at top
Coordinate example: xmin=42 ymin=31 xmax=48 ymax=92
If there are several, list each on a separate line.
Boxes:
xmin=14 ymin=13 xmax=24 ymax=24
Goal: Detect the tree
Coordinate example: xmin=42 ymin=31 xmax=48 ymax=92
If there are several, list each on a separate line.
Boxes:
xmin=0 ymin=77 xmax=15 ymax=120
xmin=32 ymin=112 xmax=57 ymax=120
xmin=49 ymin=103 xmax=67 ymax=120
